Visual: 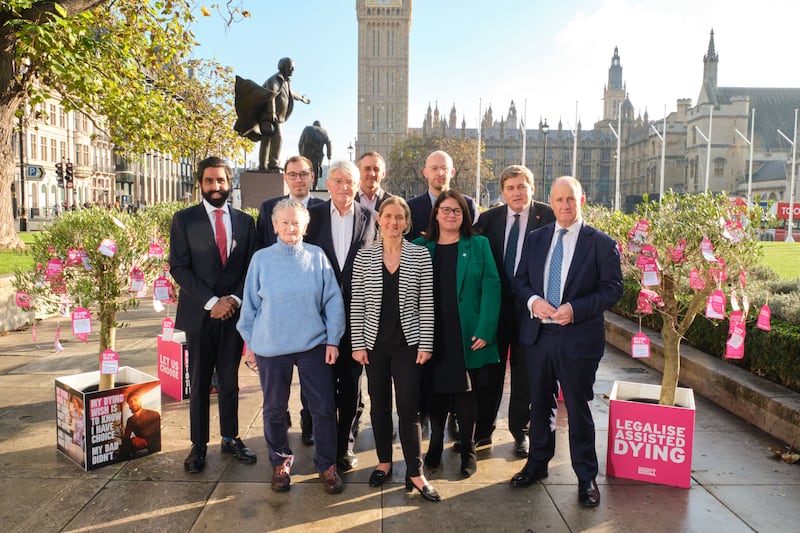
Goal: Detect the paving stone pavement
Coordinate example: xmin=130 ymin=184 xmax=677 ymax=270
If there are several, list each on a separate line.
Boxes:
xmin=0 ymin=306 xmax=798 ymax=532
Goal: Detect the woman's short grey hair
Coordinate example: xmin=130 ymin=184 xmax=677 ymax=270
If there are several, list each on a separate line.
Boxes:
xmin=271 ymin=197 xmax=311 ymax=228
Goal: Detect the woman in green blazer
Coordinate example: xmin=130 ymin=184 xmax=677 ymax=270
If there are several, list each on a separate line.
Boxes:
xmin=414 ymin=189 xmax=501 ymax=477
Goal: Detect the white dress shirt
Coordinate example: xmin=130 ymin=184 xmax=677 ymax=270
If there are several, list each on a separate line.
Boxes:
xmin=330 ymin=202 xmax=355 ymax=270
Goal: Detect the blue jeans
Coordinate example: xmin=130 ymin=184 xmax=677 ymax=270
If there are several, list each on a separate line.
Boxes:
xmin=255 ymin=345 xmax=337 ymax=471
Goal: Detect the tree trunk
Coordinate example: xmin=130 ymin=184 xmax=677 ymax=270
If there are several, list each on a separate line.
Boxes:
xmin=98 ymin=307 xmax=116 ymax=390
xmin=659 ymin=324 xmax=681 ymax=406
xmin=0 ymin=33 xmax=25 ymax=250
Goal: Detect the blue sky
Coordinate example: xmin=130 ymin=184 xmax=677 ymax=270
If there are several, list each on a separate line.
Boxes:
xmin=191 ymin=0 xmax=798 ymax=165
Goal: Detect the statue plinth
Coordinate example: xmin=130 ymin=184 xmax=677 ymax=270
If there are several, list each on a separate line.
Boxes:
xmin=239 ymin=171 xmax=288 ymax=210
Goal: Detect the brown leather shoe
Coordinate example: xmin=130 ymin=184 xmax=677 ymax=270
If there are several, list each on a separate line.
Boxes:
xmin=319 ymin=465 xmax=344 ymax=494
xmin=271 ymin=459 xmax=291 ymax=492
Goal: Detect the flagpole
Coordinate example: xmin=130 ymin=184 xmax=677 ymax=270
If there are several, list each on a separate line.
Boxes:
xmin=521 ymin=99 xmax=527 ymax=166
xmin=476 ymin=98 xmax=482 ymax=206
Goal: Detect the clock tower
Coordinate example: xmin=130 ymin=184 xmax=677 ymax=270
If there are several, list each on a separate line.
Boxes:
xmin=356 ymin=0 xmax=412 ymax=159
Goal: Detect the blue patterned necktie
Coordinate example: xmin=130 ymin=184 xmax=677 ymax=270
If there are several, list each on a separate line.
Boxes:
xmin=546 ymin=228 xmax=568 ymax=307
xmin=503 ymin=214 xmax=520 ymax=279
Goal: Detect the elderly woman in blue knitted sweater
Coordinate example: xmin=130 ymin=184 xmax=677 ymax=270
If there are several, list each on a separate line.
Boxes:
xmin=237 ymin=198 xmax=346 ymax=495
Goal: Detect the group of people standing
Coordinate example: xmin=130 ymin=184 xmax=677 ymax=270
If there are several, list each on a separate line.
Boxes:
xmin=169 ymin=148 xmax=622 ymax=508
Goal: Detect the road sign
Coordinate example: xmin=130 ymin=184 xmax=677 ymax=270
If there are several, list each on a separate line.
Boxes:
xmin=26 ymin=165 xmax=44 ymax=180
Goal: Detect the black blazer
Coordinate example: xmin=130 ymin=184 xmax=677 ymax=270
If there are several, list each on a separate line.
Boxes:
xmin=169 ymin=203 xmax=258 ymax=333
xmin=305 ymin=200 xmax=377 ymax=305
xmin=406 ymin=192 xmax=477 ymax=241
xmin=257 ymin=195 xmax=325 ymax=247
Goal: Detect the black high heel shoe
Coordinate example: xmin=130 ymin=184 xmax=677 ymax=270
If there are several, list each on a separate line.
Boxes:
xmin=405 ymin=476 xmax=441 ymax=502
xmin=368 ymin=466 xmax=393 ymax=487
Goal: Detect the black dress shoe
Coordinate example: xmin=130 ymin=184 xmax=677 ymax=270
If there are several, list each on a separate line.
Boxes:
xmin=221 ymin=437 xmax=257 ymax=463
xmin=510 ymin=466 xmax=548 ymax=487
xmin=368 ymin=466 xmax=393 ymax=487
xmin=475 ymin=436 xmax=493 ymax=448
xmin=405 ymin=476 xmax=441 ymax=502
xmin=184 ymin=443 xmax=207 ymax=473
xmin=514 ymin=435 xmax=530 ymax=458
xmin=578 ymin=479 xmax=601 ymax=507
xmin=337 ymin=450 xmax=358 ymax=471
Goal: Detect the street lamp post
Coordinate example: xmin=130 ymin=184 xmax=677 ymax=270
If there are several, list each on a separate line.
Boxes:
xmin=347 ymin=142 xmax=354 ymax=162
xmin=542 ymin=120 xmax=549 ymax=196
xmin=735 ymin=107 xmax=756 ymax=206
xmin=777 ymin=108 xmax=798 ymax=242
xmin=607 ymin=102 xmax=622 ymax=211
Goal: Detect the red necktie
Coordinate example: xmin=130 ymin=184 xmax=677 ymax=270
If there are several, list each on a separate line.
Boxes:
xmin=214 ymin=209 xmax=228 ymax=266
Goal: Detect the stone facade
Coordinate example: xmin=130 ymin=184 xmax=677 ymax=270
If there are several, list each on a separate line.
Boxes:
xmin=355 ymin=0 xmax=412 ymax=159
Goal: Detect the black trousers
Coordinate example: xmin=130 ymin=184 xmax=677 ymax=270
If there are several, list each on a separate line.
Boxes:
xmin=333 ymin=337 xmax=362 ymax=458
xmin=429 ymin=388 xmax=477 ymax=450
xmin=365 ymin=343 xmax=423 ymax=477
xmin=186 ymin=316 xmax=243 ymax=445
xmin=475 ymin=331 xmax=530 ymax=439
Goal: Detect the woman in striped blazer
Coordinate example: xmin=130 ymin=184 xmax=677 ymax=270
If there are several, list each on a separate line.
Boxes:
xmin=350 ymin=196 xmax=440 ymax=502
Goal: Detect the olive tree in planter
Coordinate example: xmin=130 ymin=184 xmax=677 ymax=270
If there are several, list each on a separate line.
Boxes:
xmin=14 ymin=207 xmax=172 ymax=389
xmin=585 ymin=192 xmax=765 ymax=487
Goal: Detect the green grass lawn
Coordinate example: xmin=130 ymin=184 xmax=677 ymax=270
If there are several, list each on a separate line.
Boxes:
xmin=0 ymin=232 xmax=38 ymax=276
xmin=760 ymin=242 xmax=800 ymax=280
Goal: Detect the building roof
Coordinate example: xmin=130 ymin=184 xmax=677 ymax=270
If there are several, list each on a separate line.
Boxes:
xmin=714 ymin=87 xmax=800 ymax=151
xmin=753 ymin=159 xmax=787 ymax=182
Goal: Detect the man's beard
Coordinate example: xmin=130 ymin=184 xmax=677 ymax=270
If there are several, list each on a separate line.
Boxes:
xmin=203 ymin=189 xmax=229 ymax=208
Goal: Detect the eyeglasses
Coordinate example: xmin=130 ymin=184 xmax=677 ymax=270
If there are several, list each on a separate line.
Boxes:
xmin=286 ymin=171 xmax=312 ymax=181
xmin=439 ymin=206 xmax=463 ymax=216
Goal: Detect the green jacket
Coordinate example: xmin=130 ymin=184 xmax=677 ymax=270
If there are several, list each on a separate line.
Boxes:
xmin=414 ymin=234 xmax=502 ymax=369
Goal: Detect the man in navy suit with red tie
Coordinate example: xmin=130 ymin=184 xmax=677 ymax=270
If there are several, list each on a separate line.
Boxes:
xmin=169 ymin=156 xmax=259 ymax=473
xmin=511 ymin=176 xmax=622 ymax=507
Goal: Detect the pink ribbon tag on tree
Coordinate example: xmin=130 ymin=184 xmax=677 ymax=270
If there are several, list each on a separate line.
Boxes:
xmin=15 ymin=292 xmax=31 ymax=310
xmin=66 ymin=248 xmax=82 ymax=266
xmin=740 ymin=270 xmax=747 ymax=289
xmin=757 ymin=304 xmax=771 ymax=331
xmin=642 ymin=261 xmax=659 ymax=287
xmin=129 ymin=267 xmax=145 ymax=293
xmin=671 ymin=238 xmax=687 ymax=263
xmin=55 ymin=326 xmax=63 ymax=353
xmin=97 ymin=238 xmax=117 ymax=257
xmin=728 ymin=310 xmax=744 ymax=334
xmin=80 ymin=250 xmax=92 ymax=271
xmin=723 ymin=219 xmax=744 ymax=243
xmin=162 ymin=317 xmax=175 ymax=341
xmin=153 ymin=276 xmax=171 ymax=301
xmin=709 ymin=259 xmax=727 ymax=283
xmin=725 ymin=321 xmax=746 ymax=359
xmin=100 ymin=349 xmax=119 ymax=375
xmin=636 ymin=291 xmax=653 ymax=314
xmin=631 ymin=332 xmax=650 ymax=358
xmin=633 ymin=220 xmax=650 ymax=242
xmin=45 ymin=258 xmax=64 ymax=281
xmin=690 ymin=269 xmax=706 ymax=290
xmin=705 ymin=290 xmax=726 ymax=319
xmin=72 ymin=307 xmax=92 ymax=340
xmin=148 ymin=242 xmax=164 ymax=260
xmin=700 ymin=238 xmax=716 ymax=261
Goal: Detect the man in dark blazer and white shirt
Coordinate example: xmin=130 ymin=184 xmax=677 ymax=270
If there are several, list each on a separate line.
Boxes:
xmin=305 ymin=159 xmax=377 ymax=471
xmin=473 ymin=165 xmax=555 ymax=456
xmin=406 ymin=150 xmax=477 ymax=241
xmin=354 ymin=151 xmax=392 ymax=213
xmin=169 ymin=156 xmax=259 ymax=473
xmin=510 ymin=176 xmax=622 ymax=507
xmin=256 ymin=155 xmax=325 ymax=246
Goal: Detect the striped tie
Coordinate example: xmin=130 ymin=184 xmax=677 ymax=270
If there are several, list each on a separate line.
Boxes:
xmin=546 ymin=229 xmax=568 ymax=307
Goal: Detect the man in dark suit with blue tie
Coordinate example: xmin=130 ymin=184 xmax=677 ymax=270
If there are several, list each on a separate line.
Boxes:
xmin=257 ymin=155 xmax=325 ymax=246
xmin=473 ymin=165 xmax=554 ymax=456
xmin=510 ymin=176 xmax=622 ymax=507
xmin=169 ymin=156 xmax=259 ymax=473
xmin=305 ymin=159 xmax=377 ymax=471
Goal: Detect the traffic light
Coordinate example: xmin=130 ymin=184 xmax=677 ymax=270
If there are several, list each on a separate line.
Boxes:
xmin=65 ymin=161 xmax=74 ymax=188
xmin=55 ymin=162 xmax=64 ymax=186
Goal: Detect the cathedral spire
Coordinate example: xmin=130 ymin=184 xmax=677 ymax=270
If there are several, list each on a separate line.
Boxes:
xmin=702 ymin=29 xmax=719 ymax=95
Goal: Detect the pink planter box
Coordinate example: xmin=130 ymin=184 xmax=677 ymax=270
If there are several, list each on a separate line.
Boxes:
xmin=606 ymin=381 xmax=695 ymax=488
xmin=158 ymin=333 xmax=190 ymax=401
